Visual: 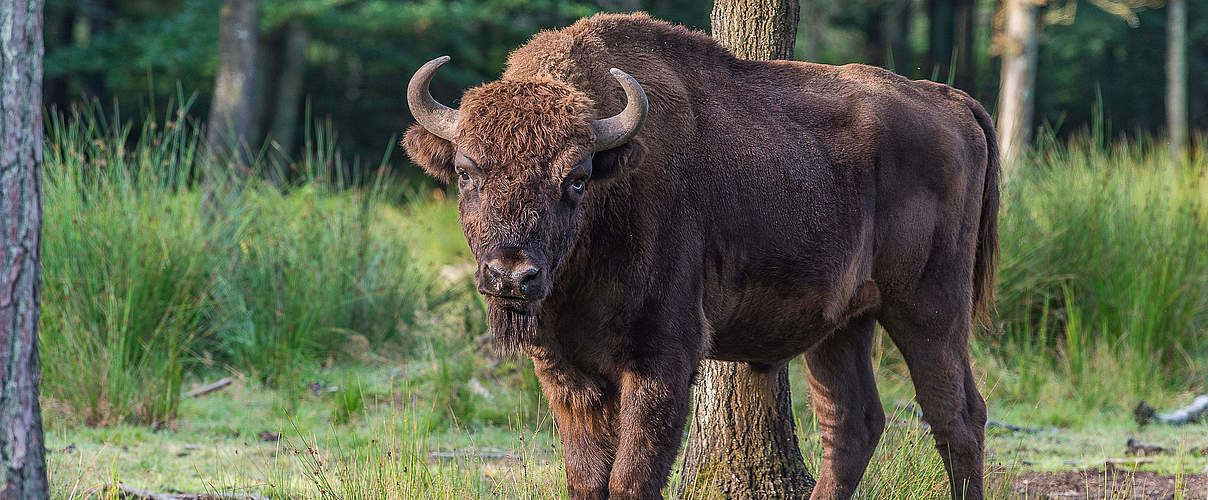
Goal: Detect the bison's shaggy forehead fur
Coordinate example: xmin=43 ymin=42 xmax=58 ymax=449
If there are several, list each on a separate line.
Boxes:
xmin=456 ymin=78 xmax=595 ymax=170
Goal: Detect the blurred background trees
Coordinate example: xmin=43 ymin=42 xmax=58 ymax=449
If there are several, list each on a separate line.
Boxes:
xmin=41 ymin=0 xmax=1204 ymax=179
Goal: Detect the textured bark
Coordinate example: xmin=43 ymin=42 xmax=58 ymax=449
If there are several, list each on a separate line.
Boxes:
xmin=0 ymin=0 xmax=51 ymax=497
xmin=681 ymin=365 xmax=814 ymax=498
xmin=709 ymin=0 xmax=799 ymax=62
xmin=206 ymin=0 xmax=260 ymax=160
xmin=680 ymin=2 xmax=814 ymax=498
xmin=996 ymin=0 xmax=1039 ymax=171
xmin=1166 ymin=0 xmax=1187 ymax=160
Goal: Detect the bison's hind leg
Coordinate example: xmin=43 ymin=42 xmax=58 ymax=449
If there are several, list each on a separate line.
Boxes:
xmin=804 ymin=315 xmax=885 ymax=500
xmin=879 ymin=292 xmax=987 ymax=500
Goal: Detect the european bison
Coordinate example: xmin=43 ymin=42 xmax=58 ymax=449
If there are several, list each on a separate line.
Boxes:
xmin=403 ymin=12 xmax=998 ymax=500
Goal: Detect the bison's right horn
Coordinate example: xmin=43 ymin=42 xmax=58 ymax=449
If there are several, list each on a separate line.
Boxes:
xmin=407 ymin=56 xmax=461 ymax=141
xmin=592 ymin=68 xmax=648 ymax=152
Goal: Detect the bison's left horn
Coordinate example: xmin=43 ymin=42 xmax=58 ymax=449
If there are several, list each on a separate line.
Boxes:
xmin=407 ymin=56 xmax=461 ymax=141
xmin=592 ymin=68 xmax=648 ymax=152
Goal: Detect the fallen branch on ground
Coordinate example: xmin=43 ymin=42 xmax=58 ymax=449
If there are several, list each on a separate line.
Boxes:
xmin=183 ymin=378 xmax=233 ymax=398
xmin=109 ymin=483 xmax=267 ymax=500
xmin=896 ymin=402 xmax=1046 ymax=433
xmin=428 ymin=447 xmax=519 ymax=462
xmin=1134 ymin=395 xmax=1208 ymax=426
xmin=1125 ymin=438 xmax=1167 ymax=456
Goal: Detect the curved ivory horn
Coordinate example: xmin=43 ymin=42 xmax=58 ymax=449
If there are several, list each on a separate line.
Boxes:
xmin=407 ymin=56 xmax=461 ymax=141
xmin=592 ymin=68 xmax=649 ymax=152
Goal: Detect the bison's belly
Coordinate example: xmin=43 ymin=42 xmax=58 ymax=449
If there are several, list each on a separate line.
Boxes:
xmin=704 ymin=286 xmax=841 ymax=365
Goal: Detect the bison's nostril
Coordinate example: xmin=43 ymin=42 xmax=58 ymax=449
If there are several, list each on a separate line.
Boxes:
xmin=517 ymin=267 xmax=539 ymax=281
xmin=482 ymin=259 xmax=542 ymax=298
xmin=485 ymin=262 xmax=508 ymax=283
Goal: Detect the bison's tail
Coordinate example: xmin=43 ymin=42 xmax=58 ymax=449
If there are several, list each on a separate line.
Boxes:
xmin=969 ymin=99 xmax=1000 ymax=329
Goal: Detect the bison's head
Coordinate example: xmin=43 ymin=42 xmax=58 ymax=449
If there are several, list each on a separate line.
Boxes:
xmin=402 ymin=56 xmax=647 ymax=348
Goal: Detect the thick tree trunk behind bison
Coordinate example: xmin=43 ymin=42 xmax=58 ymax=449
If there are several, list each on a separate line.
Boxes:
xmin=677 ymin=1 xmax=816 ymax=498
xmin=680 ymin=365 xmax=815 ymax=498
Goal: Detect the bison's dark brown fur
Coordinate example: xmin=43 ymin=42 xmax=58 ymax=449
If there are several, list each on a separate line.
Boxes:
xmin=404 ymin=12 xmax=998 ymax=500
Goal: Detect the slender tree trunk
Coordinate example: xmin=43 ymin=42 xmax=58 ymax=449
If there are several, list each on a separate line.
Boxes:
xmin=801 ymin=0 xmax=828 ymax=62
xmin=883 ymin=0 xmax=912 ymax=73
xmin=268 ymin=20 xmax=309 ymax=175
xmin=954 ymin=0 xmax=976 ymax=89
xmin=864 ymin=8 xmax=887 ymax=67
xmin=0 ymin=0 xmax=51 ymax=497
xmin=679 ymin=2 xmax=815 ymax=498
xmin=207 ymin=0 xmax=260 ymax=161
xmin=1166 ymin=0 xmax=1187 ymax=161
xmin=79 ymin=0 xmax=112 ymax=101
xmin=42 ymin=0 xmax=74 ymax=111
xmin=996 ymin=0 xmax=1039 ymax=171
xmin=928 ymin=0 xmax=955 ymax=80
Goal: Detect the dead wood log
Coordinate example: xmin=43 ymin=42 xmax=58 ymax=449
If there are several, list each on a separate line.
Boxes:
xmin=1125 ymin=438 xmax=1167 ymax=456
xmin=1134 ymin=394 xmax=1208 ymax=426
xmin=184 ymin=378 xmax=233 ymax=398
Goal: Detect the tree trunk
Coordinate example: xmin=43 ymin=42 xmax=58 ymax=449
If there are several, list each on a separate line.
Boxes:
xmin=0 ymin=0 xmax=51 ymax=497
xmin=679 ymin=2 xmax=815 ymax=498
xmin=1166 ymin=0 xmax=1187 ymax=161
xmin=207 ymin=0 xmax=260 ymax=161
xmin=709 ymin=0 xmax=799 ymax=61
xmin=996 ymin=0 xmax=1040 ymax=171
xmin=928 ymin=0 xmax=955 ymax=81
xmin=268 ymin=20 xmax=309 ymax=176
xmin=883 ymin=0 xmax=912 ymax=73
xmin=800 ymin=0 xmax=828 ymax=62
xmin=79 ymin=0 xmax=112 ymax=101
xmin=954 ymin=0 xmax=976 ymax=89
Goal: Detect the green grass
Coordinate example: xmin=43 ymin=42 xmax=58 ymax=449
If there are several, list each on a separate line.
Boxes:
xmin=39 ymin=102 xmax=431 ymax=425
xmin=988 ymin=132 xmax=1208 ymax=418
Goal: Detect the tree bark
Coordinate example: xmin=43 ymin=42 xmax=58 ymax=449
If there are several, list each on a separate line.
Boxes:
xmin=0 ymin=0 xmax=51 ymax=497
xmin=996 ymin=0 xmax=1040 ymax=172
xmin=709 ymin=0 xmax=800 ymax=61
xmin=1166 ymin=0 xmax=1187 ymax=161
xmin=207 ymin=0 xmax=260 ymax=161
xmin=679 ymin=2 xmax=815 ymax=498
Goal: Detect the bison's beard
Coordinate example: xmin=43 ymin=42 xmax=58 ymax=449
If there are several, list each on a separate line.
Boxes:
xmin=486 ymin=302 xmax=538 ymax=355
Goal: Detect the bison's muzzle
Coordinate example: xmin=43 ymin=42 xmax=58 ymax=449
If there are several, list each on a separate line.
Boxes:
xmin=477 ymin=250 xmax=547 ymax=302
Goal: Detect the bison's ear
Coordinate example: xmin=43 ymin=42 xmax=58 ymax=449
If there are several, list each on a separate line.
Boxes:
xmin=403 ymin=124 xmax=455 ymax=182
xmin=591 ymin=139 xmax=645 ymax=181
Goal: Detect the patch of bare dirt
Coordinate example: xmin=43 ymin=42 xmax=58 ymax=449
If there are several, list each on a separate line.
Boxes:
xmin=1013 ymin=469 xmax=1208 ymax=499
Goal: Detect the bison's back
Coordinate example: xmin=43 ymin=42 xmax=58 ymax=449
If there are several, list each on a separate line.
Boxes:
xmin=506 ymin=13 xmax=996 ymax=363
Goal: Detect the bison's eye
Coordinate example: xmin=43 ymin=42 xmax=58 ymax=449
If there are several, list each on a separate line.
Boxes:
xmin=459 ymin=170 xmax=471 ymax=182
xmin=570 ymin=179 xmax=586 ymax=193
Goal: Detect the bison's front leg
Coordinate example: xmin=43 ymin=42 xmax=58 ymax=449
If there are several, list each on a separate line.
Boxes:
xmin=608 ymin=353 xmax=695 ymax=499
xmin=534 ymin=361 xmax=620 ymax=500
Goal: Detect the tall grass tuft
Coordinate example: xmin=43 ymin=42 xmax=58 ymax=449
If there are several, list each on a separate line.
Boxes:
xmin=992 ymin=132 xmax=1208 ymax=409
xmin=40 ymin=101 xmax=431 ymax=425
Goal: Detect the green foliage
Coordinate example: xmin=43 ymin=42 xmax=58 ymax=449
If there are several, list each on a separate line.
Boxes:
xmin=39 ymin=102 xmax=431 ymax=425
xmin=991 ymin=131 xmax=1208 ymax=411
xmin=40 ymin=101 xmax=214 ymax=426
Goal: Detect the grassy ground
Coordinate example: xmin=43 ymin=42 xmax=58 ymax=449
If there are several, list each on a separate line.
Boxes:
xmin=38 ymin=107 xmax=1208 ymax=498
xmin=44 ymin=357 xmax=1208 ymax=499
